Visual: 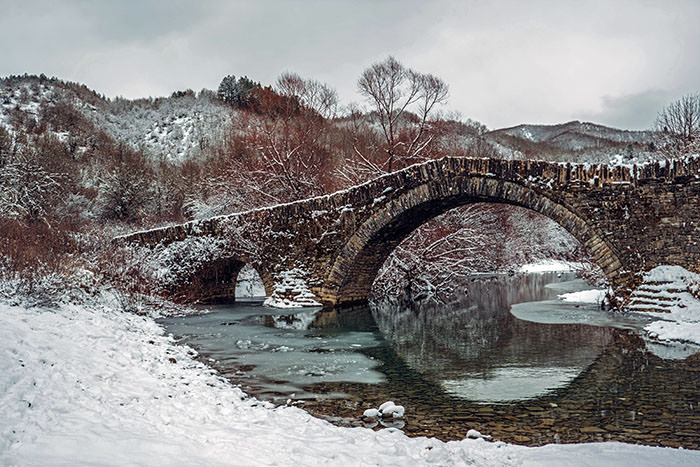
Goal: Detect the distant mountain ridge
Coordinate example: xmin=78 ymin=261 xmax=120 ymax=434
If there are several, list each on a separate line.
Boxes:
xmin=492 ymin=121 xmax=654 ymax=145
xmin=485 ymin=121 xmax=659 ymax=161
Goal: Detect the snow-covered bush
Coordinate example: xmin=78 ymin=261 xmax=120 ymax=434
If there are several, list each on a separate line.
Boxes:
xmin=0 ymin=221 xmax=103 ymax=307
xmin=0 ymin=155 xmax=64 ymax=223
xmin=96 ymin=152 xmax=154 ymax=221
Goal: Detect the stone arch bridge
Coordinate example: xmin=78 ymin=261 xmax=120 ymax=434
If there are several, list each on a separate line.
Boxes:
xmin=118 ymin=156 xmax=700 ymax=308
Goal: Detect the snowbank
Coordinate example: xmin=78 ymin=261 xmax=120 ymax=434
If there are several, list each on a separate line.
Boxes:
xmin=558 ymin=289 xmax=606 ymax=304
xmin=519 ymin=260 xmax=579 ymax=273
xmin=1 ymin=299 xmax=699 ymax=466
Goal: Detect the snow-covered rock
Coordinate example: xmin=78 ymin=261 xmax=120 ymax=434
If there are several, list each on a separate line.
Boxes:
xmin=383 ymin=405 xmax=405 ymax=419
xmin=466 ymin=429 xmax=492 ymax=440
xmin=379 ymin=401 xmax=396 ymax=412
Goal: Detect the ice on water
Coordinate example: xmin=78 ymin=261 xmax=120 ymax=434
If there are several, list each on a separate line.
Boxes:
xmin=161 ymin=304 xmax=385 ymax=400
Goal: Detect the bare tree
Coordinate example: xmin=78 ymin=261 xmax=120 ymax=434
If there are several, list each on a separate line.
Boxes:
xmin=0 ymin=126 xmax=13 ymax=167
xmin=357 ymin=56 xmax=448 ymax=173
xmin=373 ymin=205 xmax=493 ymax=305
xmin=655 ymin=93 xmax=700 ymax=155
xmin=192 ymin=86 xmax=334 ymax=215
xmin=276 ymin=72 xmax=339 ymax=119
xmin=241 ymin=89 xmax=329 ymax=201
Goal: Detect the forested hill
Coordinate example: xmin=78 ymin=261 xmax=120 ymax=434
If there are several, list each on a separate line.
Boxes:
xmin=0 ymin=74 xmax=230 ymax=163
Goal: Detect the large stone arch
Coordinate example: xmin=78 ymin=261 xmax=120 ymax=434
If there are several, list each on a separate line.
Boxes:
xmin=321 ymin=176 xmax=623 ymax=307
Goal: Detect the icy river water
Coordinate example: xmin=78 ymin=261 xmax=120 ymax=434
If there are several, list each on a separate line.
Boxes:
xmin=159 ymin=272 xmax=700 ymax=448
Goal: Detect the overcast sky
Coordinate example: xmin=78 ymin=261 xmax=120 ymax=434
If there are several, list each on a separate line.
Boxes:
xmin=1 ymin=0 xmax=698 ymax=130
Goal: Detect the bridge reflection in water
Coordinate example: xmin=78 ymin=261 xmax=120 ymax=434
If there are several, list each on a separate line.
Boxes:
xmin=160 ymin=272 xmax=700 ymax=448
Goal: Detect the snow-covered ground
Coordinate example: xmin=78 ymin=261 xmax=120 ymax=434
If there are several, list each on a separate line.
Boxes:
xmin=2 ymin=296 xmax=700 ymax=466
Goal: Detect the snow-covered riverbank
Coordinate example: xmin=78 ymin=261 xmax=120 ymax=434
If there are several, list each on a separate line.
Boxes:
xmin=522 ymin=262 xmax=700 ymax=347
xmin=2 ymin=298 xmax=699 ymax=466
xmin=631 ymin=266 xmax=700 ymax=346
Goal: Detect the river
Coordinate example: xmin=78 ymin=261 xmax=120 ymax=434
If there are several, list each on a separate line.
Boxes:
xmin=159 ymin=272 xmax=700 ymax=447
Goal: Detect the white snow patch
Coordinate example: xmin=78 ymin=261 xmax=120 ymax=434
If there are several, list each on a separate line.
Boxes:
xmin=641 ymin=265 xmax=700 ymax=290
xmin=372 ymin=195 xmax=387 ymax=206
xmin=379 ymin=401 xmax=396 ymax=412
xmin=558 ymin=289 xmax=607 ymax=304
xmin=519 ymin=260 xmax=580 ymax=273
xmin=645 ymin=320 xmax=700 ymax=346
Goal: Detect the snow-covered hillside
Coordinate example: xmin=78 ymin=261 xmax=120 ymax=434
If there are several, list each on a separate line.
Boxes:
xmin=0 ymin=76 xmax=232 ymax=163
xmin=90 ymin=92 xmax=233 ymax=162
xmin=493 ymin=121 xmax=655 ymax=145
xmin=486 ymin=121 xmax=659 ymax=163
xmin=0 ymin=77 xmax=102 ymax=138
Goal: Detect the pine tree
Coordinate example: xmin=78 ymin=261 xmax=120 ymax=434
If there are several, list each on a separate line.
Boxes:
xmin=217 ymin=75 xmax=237 ymax=104
xmin=217 ymin=75 xmax=259 ymax=108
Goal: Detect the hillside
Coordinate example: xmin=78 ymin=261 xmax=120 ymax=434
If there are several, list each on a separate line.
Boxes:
xmin=0 ymin=75 xmax=231 ymax=163
xmin=485 ymin=120 xmax=659 ymax=162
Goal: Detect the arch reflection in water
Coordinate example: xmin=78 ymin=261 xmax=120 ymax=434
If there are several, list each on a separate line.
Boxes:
xmin=371 ymin=272 xmax=613 ymax=402
xmin=160 ymin=272 xmax=700 ymax=446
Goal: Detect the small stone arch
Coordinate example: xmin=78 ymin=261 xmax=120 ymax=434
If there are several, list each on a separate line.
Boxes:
xmin=321 ymin=176 xmax=623 ymax=307
xmin=172 ymin=257 xmax=274 ymax=303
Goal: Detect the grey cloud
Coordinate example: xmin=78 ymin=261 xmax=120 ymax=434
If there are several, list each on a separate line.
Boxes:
xmin=1 ymin=0 xmax=699 ymax=130
xmin=580 ymin=90 xmax=673 ymax=130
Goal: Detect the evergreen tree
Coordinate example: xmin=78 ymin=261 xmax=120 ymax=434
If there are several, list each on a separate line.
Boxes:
xmin=217 ymin=75 xmax=237 ymax=103
xmin=217 ymin=75 xmax=259 ymax=108
xmin=231 ymin=76 xmax=258 ymax=107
